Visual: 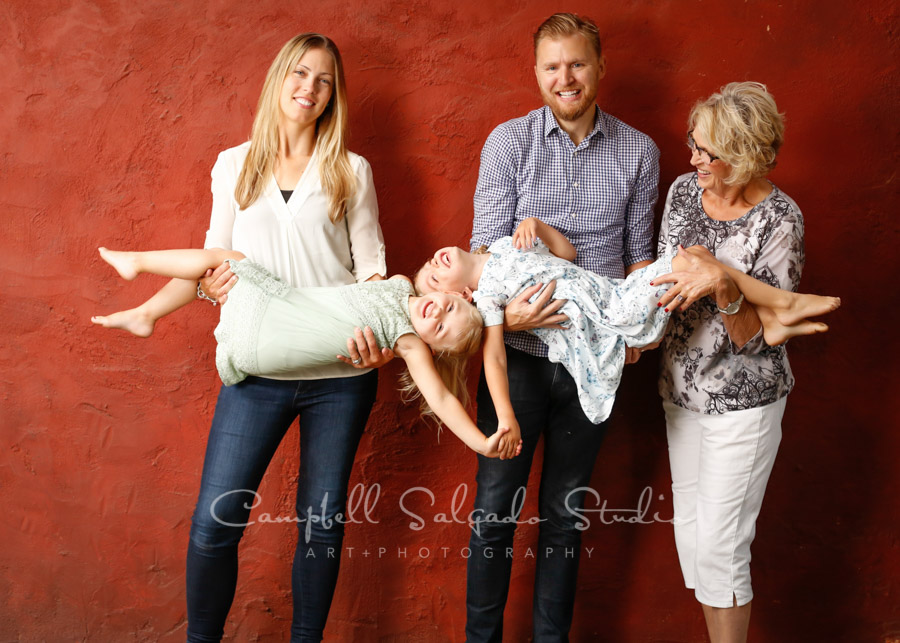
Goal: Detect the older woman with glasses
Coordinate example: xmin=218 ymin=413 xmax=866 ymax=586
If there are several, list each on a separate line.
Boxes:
xmin=655 ymin=82 xmax=803 ymax=643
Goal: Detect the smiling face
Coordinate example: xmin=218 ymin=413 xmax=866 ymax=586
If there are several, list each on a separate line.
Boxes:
xmin=534 ymin=34 xmax=605 ymax=125
xmin=689 ymin=129 xmax=732 ymax=192
xmin=278 ymin=47 xmax=335 ymax=127
xmin=414 ymin=246 xmax=475 ymax=298
xmin=410 ymin=291 xmax=478 ymax=352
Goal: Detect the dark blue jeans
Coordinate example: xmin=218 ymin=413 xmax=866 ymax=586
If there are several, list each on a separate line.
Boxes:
xmin=466 ymin=347 xmax=608 ymax=643
xmin=185 ymin=372 xmax=378 ymax=643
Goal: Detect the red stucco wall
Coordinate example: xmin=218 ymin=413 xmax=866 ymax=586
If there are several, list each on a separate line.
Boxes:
xmin=2 ymin=1 xmax=897 ymax=641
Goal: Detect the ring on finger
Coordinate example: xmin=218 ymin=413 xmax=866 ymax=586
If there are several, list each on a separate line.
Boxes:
xmin=352 ymin=358 xmax=362 ymax=365
xmin=675 ymin=294 xmax=685 ymax=302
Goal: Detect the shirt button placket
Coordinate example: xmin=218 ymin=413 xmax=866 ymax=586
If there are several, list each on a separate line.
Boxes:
xmin=572 ymin=146 xmax=579 ymax=218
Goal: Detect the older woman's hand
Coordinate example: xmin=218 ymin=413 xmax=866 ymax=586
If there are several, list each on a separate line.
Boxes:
xmin=652 ymin=245 xmax=735 ymax=312
xmin=199 ymin=261 xmax=238 ymax=304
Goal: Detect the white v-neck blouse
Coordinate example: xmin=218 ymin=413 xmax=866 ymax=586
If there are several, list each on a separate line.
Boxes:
xmin=204 ymin=141 xmax=387 ymax=380
xmin=205 ymin=142 xmax=385 ymax=286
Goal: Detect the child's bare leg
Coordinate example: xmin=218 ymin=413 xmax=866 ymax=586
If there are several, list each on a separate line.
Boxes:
xmin=91 ymin=278 xmax=197 ymax=337
xmin=723 ymin=266 xmax=839 ymax=326
xmin=756 ymin=305 xmax=829 ymax=346
xmin=98 ymin=247 xmax=244 ymax=281
xmin=93 ymin=248 xmax=244 ymax=337
xmin=678 ymin=246 xmax=841 ymax=325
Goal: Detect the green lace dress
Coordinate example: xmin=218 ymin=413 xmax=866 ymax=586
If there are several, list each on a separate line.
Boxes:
xmin=214 ymin=259 xmax=416 ymax=385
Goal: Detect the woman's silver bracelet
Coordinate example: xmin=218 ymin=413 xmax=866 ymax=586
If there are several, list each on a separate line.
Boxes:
xmin=197 ymin=282 xmax=218 ymax=306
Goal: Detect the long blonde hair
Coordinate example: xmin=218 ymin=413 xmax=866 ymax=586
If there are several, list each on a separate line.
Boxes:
xmin=399 ymin=302 xmax=484 ymax=421
xmin=235 ymin=33 xmax=355 ymax=222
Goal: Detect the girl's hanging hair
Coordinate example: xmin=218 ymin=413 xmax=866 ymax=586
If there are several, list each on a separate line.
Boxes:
xmin=235 ymin=33 xmax=356 ymax=223
xmin=399 ymin=305 xmax=484 ymax=420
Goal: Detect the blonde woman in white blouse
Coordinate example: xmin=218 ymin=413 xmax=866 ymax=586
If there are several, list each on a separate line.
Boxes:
xmin=121 ymin=34 xmax=390 ymax=643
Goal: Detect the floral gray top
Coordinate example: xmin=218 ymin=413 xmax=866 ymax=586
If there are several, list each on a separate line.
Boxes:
xmin=657 ymin=173 xmax=805 ymax=414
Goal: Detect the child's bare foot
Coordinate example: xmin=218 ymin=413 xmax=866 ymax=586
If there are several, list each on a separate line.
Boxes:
xmin=775 ymin=292 xmax=841 ymax=327
xmin=762 ymin=316 xmax=829 ymax=347
xmin=99 ymin=247 xmax=139 ymax=281
xmin=91 ymin=308 xmax=156 ymax=337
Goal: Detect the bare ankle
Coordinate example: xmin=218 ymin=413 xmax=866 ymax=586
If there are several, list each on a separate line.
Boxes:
xmin=91 ymin=307 xmax=156 ymax=338
xmin=775 ymin=292 xmax=842 ymax=327
xmin=99 ymin=247 xmax=141 ymax=281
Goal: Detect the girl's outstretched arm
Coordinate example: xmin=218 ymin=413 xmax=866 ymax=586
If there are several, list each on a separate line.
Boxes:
xmin=512 ymin=217 xmax=576 ymax=261
xmin=482 ymin=325 xmax=522 ymax=460
xmin=394 ymin=335 xmax=519 ymax=459
xmin=92 ymin=247 xmax=246 ymax=337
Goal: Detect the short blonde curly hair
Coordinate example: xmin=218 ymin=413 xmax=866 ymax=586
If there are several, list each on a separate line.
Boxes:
xmin=689 ymin=81 xmax=785 ymax=187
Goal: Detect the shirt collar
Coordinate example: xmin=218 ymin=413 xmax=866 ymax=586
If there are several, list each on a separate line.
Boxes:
xmin=541 ymin=105 xmax=607 ymax=143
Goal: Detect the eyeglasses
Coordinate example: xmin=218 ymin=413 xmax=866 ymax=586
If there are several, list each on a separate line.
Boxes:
xmin=687 ymin=130 xmax=720 ymax=163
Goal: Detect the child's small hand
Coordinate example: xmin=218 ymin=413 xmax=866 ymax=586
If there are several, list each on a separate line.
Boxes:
xmin=513 ymin=217 xmax=543 ymax=250
xmin=498 ymin=435 xmax=523 ymax=460
xmin=484 ymin=427 xmax=509 ymax=458
xmin=485 ymin=427 xmax=523 ymax=459
xmin=497 ymin=419 xmax=522 ymax=460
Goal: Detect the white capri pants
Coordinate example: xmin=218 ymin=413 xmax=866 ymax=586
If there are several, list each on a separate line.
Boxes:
xmin=664 ymin=397 xmax=786 ymax=608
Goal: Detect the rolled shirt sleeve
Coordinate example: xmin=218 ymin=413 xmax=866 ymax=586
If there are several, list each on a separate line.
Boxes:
xmin=472 ymin=126 xmax=518 ymax=251
xmin=346 ymin=156 xmax=386 ymax=282
xmin=622 ymin=142 xmax=660 ymax=267
xmin=204 ymin=150 xmax=239 ymax=250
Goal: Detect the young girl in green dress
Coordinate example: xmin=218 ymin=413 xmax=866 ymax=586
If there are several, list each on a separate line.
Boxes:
xmin=93 ymin=246 xmax=521 ymax=460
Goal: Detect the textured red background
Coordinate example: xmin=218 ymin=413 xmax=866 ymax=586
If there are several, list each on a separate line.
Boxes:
xmin=2 ymin=1 xmax=898 ymax=641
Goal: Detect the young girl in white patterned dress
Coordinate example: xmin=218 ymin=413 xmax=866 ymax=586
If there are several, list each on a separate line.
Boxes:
xmin=414 ymin=218 xmax=840 ymax=450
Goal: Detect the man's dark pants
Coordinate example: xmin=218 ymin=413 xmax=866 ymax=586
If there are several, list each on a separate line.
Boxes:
xmin=466 ymin=346 xmax=608 ymax=642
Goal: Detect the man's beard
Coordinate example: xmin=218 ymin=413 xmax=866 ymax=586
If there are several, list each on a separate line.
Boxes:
xmin=542 ymin=85 xmax=596 ymax=123
xmin=553 ymin=100 xmax=592 ymax=122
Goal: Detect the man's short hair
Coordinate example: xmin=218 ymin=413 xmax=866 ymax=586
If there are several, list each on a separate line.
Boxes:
xmin=533 ymin=13 xmax=602 ymax=58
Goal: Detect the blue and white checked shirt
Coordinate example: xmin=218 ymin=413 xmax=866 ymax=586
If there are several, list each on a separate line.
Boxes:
xmin=471 ymin=105 xmax=660 ymax=357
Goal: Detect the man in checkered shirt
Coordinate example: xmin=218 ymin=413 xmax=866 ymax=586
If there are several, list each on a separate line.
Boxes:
xmin=465 ymin=13 xmax=660 ymax=642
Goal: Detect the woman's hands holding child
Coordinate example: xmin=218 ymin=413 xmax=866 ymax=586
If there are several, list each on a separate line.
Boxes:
xmin=200 ymin=261 xmax=238 ymax=304
xmin=337 ymin=326 xmax=395 ymax=369
xmin=653 ymin=245 xmax=734 ymax=313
